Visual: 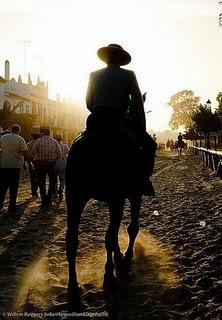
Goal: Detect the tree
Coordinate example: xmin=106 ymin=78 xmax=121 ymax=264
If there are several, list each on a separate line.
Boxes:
xmin=192 ymin=104 xmax=221 ymax=149
xmin=192 ymin=104 xmax=221 ymax=134
xmin=216 ymin=92 xmax=222 ymax=114
xmin=168 ymin=90 xmax=200 ymax=130
xmin=184 ymin=127 xmax=198 ymax=141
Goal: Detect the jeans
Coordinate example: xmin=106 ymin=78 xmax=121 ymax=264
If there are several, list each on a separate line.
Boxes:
xmin=55 ymin=161 xmax=66 ymax=193
xmin=0 ymin=168 xmax=20 ymax=210
xmin=34 ymin=161 xmax=56 ymax=206
xmin=28 ymin=163 xmax=38 ymax=196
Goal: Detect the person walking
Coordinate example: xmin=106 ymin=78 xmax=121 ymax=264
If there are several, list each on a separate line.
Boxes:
xmin=27 ymin=131 xmax=41 ymax=198
xmin=32 ymin=126 xmax=61 ymax=209
xmin=152 ymin=134 xmax=157 ymax=142
xmin=54 ymin=134 xmax=69 ymax=200
xmin=0 ymin=124 xmax=28 ymax=212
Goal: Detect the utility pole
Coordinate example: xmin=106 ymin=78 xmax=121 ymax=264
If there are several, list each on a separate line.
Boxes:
xmin=21 ymin=39 xmax=31 ymax=80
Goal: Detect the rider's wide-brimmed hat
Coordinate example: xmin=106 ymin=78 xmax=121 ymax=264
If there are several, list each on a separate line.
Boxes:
xmin=97 ymin=44 xmax=131 ymax=66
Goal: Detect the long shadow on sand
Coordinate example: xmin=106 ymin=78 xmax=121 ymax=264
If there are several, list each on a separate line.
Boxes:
xmin=0 ymin=198 xmax=34 ymax=240
xmin=0 ymin=202 xmax=64 ymax=312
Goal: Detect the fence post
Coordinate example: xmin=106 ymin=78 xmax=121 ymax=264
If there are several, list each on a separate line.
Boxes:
xmin=191 ymin=146 xmax=222 ymax=176
xmin=211 ymin=154 xmax=216 ymax=172
xmin=216 ymin=157 xmax=222 ymax=179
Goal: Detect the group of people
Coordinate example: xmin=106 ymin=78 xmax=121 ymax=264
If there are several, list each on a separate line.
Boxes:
xmin=0 ymin=125 xmax=69 ymax=212
xmin=166 ymin=139 xmax=176 ymax=151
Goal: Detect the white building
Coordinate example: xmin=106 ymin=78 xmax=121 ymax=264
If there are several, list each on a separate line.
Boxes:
xmin=0 ymin=60 xmax=86 ymax=143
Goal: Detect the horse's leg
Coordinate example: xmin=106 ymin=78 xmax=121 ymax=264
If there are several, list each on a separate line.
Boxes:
xmin=112 ymin=197 xmax=125 ymax=264
xmin=124 ymin=194 xmax=142 ymax=264
xmin=103 ymin=197 xmax=125 ymax=287
xmin=66 ymin=191 xmax=89 ymax=311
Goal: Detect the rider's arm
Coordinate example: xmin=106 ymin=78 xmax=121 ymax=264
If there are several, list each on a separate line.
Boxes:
xmin=86 ymin=73 xmax=94 ymax=112
xmin=129 ymin=71 xmax=146 ymax=135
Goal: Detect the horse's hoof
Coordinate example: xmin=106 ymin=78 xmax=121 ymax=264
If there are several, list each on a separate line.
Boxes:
xmin=103 ymin=273 xmax=119 ymax=290
xmin=67 ymin=286 xmax=81 ymax=312
xmin=124 ymin=250 xmax=133 ymax=262
xmin=118 ymin=256 xmax=132 ymax=276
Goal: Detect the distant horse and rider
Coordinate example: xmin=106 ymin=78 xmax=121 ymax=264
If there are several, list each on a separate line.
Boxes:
xmin=65 ymin=44 xmax=157 ymax=311
xmin=175 ymin=133 xmax=186 ymax=155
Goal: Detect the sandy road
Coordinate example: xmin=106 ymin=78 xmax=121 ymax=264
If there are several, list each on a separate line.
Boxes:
xmin=1 ymin=150 xmax=222 ymax=319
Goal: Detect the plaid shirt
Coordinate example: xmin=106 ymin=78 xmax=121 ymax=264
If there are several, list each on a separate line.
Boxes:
xmin=58 ymin=142 xmax=69 ymax=161
xmin=32 ymin=135 xmax=61 ymax=162
xmin=56 ymin=142 xmax=69 ymax=170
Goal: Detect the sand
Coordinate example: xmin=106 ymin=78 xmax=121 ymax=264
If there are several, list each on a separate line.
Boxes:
xmin=0 ymin=150 xmax=222 ymax=319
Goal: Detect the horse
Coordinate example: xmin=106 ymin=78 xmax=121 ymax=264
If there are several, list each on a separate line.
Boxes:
xmin=176 ymin=139 xmax=186 ymax=155
xmin=65 ymin=110 xmax=156 ymax=312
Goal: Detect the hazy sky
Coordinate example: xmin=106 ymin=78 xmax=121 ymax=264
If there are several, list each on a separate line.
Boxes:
xmin=0 ymin=0 xmax=221 ymax=131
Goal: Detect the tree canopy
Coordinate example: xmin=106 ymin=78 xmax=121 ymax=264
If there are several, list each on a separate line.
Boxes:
xmin=0 ymin=109 xmax=37 ymax=141
xmin=183 ymin=127 xmax=198 ymax=141
xmin=192 ymin=104 xmax=221 ymax=134
xmin=216 ymin=92 xmax=222 ymax=114
xmin=215 ymin=92 xmax=222 ymax=127
xmin=168 ymin=90 xmax=200 ymax=130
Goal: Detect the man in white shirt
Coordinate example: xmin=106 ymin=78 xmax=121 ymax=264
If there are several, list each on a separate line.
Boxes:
xmin=0 ymin=124 xmax=28 ymax=212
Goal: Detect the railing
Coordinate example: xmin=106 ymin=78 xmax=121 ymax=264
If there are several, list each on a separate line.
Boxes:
xmin=191 ymin=146 xmax=222 ymax=178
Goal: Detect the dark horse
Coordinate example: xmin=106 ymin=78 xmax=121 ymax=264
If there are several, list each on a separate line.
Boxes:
xmin=176 ymin=138 xmax=186 ymax=155
xmin=65 ymin=126 xmax=156 ymax=311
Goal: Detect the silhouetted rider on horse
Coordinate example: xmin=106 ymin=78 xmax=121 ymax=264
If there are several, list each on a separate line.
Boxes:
xmin=176 ymin=132 xmax=186 ymax=155
xmin=65 ymin=45 xmax=157 ymax=310
xmin=85 ymin=43 xmax=156 ymax=195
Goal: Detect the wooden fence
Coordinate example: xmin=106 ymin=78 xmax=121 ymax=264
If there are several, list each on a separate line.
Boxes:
xmin=191 ymin=146 xmax=222 ymax=178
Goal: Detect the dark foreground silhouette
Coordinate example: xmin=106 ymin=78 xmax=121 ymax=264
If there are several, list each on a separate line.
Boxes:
xmin=65 ymin=130 xmax=155 ymax=311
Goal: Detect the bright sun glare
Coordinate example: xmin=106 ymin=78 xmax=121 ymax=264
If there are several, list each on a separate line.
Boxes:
xmin=2 ymin=0 xmax=220 ymax=132
xmin=32 ymin=4 xmax=175 ymax=132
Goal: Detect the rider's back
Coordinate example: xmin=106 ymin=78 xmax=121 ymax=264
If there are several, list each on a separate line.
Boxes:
xmin=86 ymin=65 xmax=138 ymax=112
